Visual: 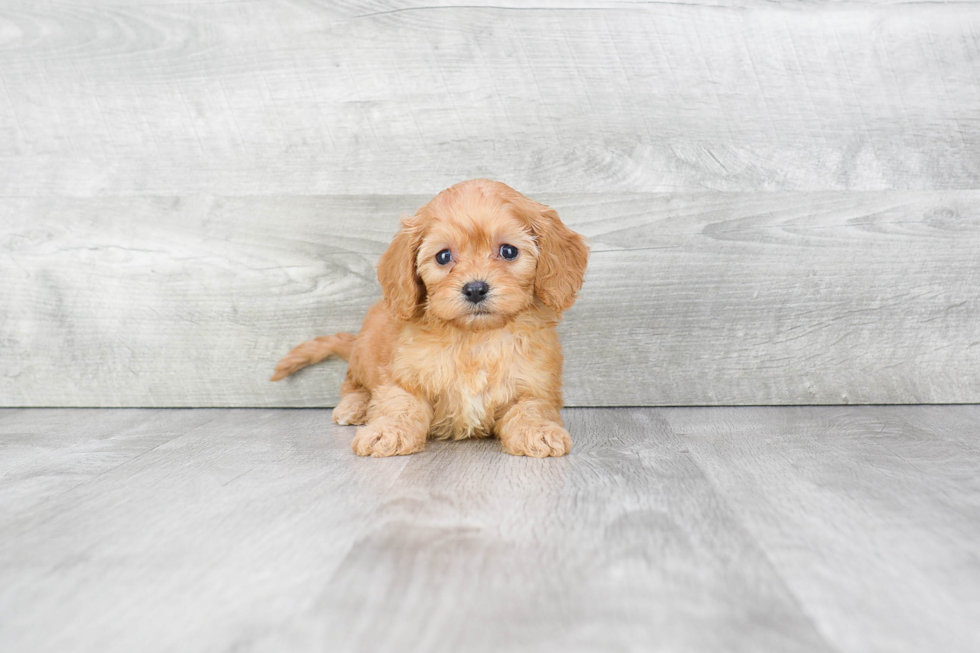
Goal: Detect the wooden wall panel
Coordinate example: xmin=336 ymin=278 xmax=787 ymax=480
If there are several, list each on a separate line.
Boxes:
xmin=2 ymin=192 xmax=977 ymax=406
xmin=1 ymin=1 xmax=978 ymax=195
xmin=2 ymin=1 xmax=978 ymax=405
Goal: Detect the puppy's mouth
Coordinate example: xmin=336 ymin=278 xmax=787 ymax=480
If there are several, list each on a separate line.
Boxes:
xmin=456 ymin=304 xmax=507 ymax=329
xmin=461 ymin=298 xmax=497 ymax=316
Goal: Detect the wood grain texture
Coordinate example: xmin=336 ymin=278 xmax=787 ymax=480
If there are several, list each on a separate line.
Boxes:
xmin=664 ymin=405 xmax=980 ymax=653
xmin=1 ymin=0 xmax=979 ymax=195
xmin=1 ymin=406 xmax=978 ymax=652
xmin=2 ymin=192 xmax=978 ymax=406
xmin=3 ymin=0 xmax=979 ymax=406
xmin=0 ymin=408 xmax=216 ymax=522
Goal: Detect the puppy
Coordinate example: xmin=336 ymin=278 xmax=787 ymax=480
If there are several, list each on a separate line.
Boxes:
xmin=271 ymin=179 xmax=589 ymax=457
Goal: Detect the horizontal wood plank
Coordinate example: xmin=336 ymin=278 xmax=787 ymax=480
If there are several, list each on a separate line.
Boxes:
xmin=1 ymin=1 xmax=979 ymax=195
xmin=2 ymin=192 xmax=977 ymax=406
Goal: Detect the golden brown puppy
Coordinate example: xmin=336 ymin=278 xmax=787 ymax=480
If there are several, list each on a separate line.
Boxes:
xmin=271 ymin=179 xmax=588 ymax=457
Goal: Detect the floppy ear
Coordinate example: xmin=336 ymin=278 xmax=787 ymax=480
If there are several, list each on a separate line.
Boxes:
xmin=523 ymin=202 xmax=589 ymax=313
xmin=376 ymin=216 xmax=425 ymax=320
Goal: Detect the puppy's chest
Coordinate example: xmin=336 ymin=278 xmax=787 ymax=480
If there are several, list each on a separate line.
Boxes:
xmin=395 ymin=331 xmax=528 ymax=438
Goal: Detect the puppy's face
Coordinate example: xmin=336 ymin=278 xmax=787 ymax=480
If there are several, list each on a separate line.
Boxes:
xmin=377 ymin=180 xmax=589 ymax=330
xmin=416 ymin=205 xmax=538 ymax=330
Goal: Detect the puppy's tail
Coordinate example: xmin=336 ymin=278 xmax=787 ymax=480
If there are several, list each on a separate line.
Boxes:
xmin=270 ymin=332 xmax=356 ymax=382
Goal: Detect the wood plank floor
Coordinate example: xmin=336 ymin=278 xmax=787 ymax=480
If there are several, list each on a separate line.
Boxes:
xmin=1 ymin=407 xmax=977 ymax=652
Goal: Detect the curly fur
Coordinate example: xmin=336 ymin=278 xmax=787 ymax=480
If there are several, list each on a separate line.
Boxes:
xmin=272 ymin=179 xmax=589 ymax=457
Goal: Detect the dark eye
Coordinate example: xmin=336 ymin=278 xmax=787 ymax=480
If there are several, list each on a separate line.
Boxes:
xmin=435 ymin=249 xmax=453 ymax=265
xmin=499 ymin=244 xmax=519 ymax=260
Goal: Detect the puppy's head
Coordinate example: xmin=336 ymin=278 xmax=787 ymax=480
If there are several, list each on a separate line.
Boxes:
xmin=377 ymin=179 xmax=589 ymax=330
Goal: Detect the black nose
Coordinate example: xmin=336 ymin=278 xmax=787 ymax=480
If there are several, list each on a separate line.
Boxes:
xmin=462 ymin=281 xmax=490 ymax=304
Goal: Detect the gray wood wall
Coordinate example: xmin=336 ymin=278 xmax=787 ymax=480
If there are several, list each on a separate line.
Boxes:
xmin=2 ymin=1 xmax=978 ymax=407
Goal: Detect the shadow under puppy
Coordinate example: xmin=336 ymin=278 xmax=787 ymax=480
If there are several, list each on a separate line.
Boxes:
xmin=271 ymin=179 xmax=589 ymax=457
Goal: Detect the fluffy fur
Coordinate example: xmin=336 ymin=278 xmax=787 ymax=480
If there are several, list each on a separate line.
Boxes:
xmin=271 ymin=179 xmax=589 ymax=457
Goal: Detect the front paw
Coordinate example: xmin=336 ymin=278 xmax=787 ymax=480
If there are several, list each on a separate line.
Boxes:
xmin=332 ymin=393 xmax=369 ymax=426
xmin=352 ymin=420 xmax=425 ymax=457
xmin=501 ymin=422 xmax=572 ymax=458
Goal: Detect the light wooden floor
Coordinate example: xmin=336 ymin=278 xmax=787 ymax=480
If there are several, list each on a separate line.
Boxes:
xmin=1 ymin=407 xmax=977 ymax=653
